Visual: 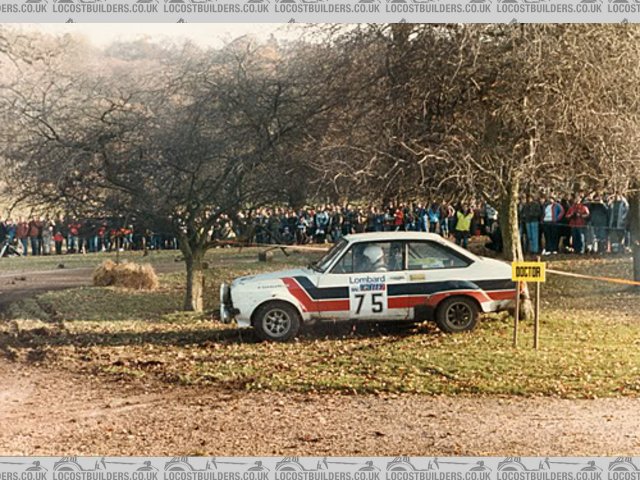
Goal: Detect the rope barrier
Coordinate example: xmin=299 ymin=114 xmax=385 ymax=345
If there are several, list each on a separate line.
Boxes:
xmin=547 ymin=268 xmax=640 ymax=287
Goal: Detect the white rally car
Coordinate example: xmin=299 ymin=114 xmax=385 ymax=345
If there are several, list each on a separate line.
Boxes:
xmin=219 ymin=232 xmax=516 ymax=341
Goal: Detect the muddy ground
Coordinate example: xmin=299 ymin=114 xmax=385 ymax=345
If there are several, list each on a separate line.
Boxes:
xmin=1 ymin=358 xmax=639 ymax=456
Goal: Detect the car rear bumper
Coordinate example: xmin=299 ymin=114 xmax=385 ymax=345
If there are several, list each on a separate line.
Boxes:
xmin=482 ymin=299 xmax=515 ymax=313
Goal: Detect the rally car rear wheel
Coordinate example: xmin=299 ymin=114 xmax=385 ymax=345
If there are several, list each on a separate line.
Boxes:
xmin=435 ymin=296 xmax=479 ymax=333
xmin=253 ymin=301 xmax=301 ymax=342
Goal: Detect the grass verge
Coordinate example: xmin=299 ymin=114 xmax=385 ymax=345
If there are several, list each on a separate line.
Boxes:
xmin=1 ymin=249 xmax=639 ymax=398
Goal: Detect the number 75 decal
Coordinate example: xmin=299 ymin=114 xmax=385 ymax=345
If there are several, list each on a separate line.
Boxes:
xmin=352 ymin=292 xmax=385 ymax=315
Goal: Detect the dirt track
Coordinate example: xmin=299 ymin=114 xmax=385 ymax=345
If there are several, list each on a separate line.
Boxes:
xmin=1 ymin=358 xmax=639 ymax=456
xmin=0 ymin=263 xmax=183 ymax=311
xmin=0 ymin=268 xmax=95 ymax=310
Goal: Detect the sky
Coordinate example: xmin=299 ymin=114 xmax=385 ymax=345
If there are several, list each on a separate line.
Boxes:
xmin=17 ymin=23 xmax=297 ymax=47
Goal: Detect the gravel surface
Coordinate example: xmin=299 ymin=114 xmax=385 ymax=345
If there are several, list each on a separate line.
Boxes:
xmin=1 ymin=359 xmax=639 ymax=456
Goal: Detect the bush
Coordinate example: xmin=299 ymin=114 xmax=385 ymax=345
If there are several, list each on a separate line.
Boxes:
xmin=92 ymin=260 xmax=159 ymax=290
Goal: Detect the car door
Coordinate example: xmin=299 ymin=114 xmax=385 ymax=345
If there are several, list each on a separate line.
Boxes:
xmin=316 ymin=240 xmax=410 ymax=321
xmin=403 ymin=240 xmax=474 ymax=317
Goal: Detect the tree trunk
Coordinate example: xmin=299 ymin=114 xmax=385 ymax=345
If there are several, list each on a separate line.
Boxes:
xmin=498 ymin=178 xmax=534 ymax=320
xmin=183 ymin=247 xmax=205 ymax=312
xmin=629 ymin=187 xmax=640 ymax=288
xmin=499 ymin=186 xmax=523 ymax=263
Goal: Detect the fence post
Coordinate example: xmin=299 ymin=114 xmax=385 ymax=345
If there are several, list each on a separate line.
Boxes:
xmin=534 ymin=255 xmax=541 ymax=350
xmin=513 ymin=280 xmax=520 ymax=348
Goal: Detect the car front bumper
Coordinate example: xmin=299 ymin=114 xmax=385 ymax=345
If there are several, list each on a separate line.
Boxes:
xmin=219 ymin=283 xmax=239 ymax=323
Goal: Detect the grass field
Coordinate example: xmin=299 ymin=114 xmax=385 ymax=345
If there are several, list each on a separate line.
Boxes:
xmin=1 ymin=248 xmax=639 ymax=398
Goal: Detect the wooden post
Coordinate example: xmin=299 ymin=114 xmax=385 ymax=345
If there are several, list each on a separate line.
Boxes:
xmin=534 ymin=255 xmax=541 ymax=350
xmin=513 ymin=280 xmax=521 ymax=348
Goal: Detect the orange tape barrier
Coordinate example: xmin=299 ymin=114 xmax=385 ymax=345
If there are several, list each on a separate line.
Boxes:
xmin=547 ymin=268 xmax=640 ymax=287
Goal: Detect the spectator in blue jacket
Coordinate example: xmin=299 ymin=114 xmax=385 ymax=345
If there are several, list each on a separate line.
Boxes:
xmin=586 ymin=193 xmax=609 ymax=253
xmin=427 ymin=202 xmax=441 ymax=234
xmin=608 ymin=193 xmax=629 ymax=253
xmin=521 ymin=195 xmax=543 ymax=255
xmin=541 ymin=195 xmax=565 ymax=255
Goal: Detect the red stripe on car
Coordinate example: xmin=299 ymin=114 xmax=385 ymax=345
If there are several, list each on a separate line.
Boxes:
xmin=282 ymin=277 xmax=349 ymax=313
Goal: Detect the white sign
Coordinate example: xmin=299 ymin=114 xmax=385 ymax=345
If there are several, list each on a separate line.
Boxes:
xmin=348 ymin=274 xmax=388 ymax=317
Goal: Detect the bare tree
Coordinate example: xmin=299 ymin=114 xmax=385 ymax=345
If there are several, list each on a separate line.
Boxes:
xmin=3 ymin=24 xmax=640 ymax=314
xmin=310 ymin=23 xmax=640 ymax=310
xmin=1 ymin=36 xmax=351 ymax=311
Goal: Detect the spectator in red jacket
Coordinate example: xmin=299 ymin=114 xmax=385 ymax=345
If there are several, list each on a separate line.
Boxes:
xmin=16 ymin=218 xmax=29 ymax=256
xmin=53 ymin=230 xmax=65 ymax=255
xmin=28 ymin=217 xmax=42 ymax=256
xmin=393 ymin=208 xmax=404 ymax=231
xmin=68 ymin=219 xmax=81 ymax=253
xmin=566 ymin=196 xmax=590 ymax=254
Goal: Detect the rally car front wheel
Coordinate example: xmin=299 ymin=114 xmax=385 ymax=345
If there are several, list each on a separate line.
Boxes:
xmin=253 ymin=301 xmax=301 ymax=342
xmin=435 ymin=296 xmax=479 ymax=333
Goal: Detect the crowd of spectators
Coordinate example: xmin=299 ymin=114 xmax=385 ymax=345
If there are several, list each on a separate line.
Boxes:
xmin=0 ymin=216 xmax=179 ymax=256
xmin=245 ymin=202 xmax=496 ymax=250
xmin=247 ymin=192 xmax=632 ymax=256
xmin=0 ymin=191 xmax=633 ymax=258
xmin=518 ymin=191 xmax=631 ymax=255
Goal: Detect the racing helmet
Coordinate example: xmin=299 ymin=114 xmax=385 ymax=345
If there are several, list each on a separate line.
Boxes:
xmin=363 ymin=245 xmax=384 ymax=264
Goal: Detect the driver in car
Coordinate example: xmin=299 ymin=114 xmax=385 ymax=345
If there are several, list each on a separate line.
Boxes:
xmin=359 ymin=245 xmax=388 ymax=272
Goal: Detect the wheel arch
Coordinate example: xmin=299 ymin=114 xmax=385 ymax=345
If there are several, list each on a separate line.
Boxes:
xmin=250 ymin=298 xmax=305 ymax=326
xmin=434 ymin=292 xmax=482 ymax=316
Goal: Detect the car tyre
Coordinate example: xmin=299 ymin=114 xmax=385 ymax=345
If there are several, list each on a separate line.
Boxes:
xmin=435 ymin=296 xmax=479 ymax=333
xmin=253 ymin=301 xmax=301 ymax=342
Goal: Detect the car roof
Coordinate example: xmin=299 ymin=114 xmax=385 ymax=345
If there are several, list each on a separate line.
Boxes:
xmin=342 ymin=231 xmax=481 ymax=261
xmin=344 ymin=231 xmax=444 ymax=242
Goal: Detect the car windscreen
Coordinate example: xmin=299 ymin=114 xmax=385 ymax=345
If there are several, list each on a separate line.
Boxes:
xmin=313 ymin=238 xmax=349 ymax=273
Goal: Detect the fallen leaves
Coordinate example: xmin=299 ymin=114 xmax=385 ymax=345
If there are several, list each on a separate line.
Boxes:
xmin=2 ymin=250 xmax=640 ymax=399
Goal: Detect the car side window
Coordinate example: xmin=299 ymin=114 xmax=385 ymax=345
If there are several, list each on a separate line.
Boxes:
xmin=406 ymin=241 xmax=470 ymax=270
xmin=331 ymin=241 xmax=404 ymax=274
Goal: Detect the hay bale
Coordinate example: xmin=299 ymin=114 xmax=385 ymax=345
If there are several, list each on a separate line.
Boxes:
xmin=92 ymin=260 xmax=159 ymax=290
